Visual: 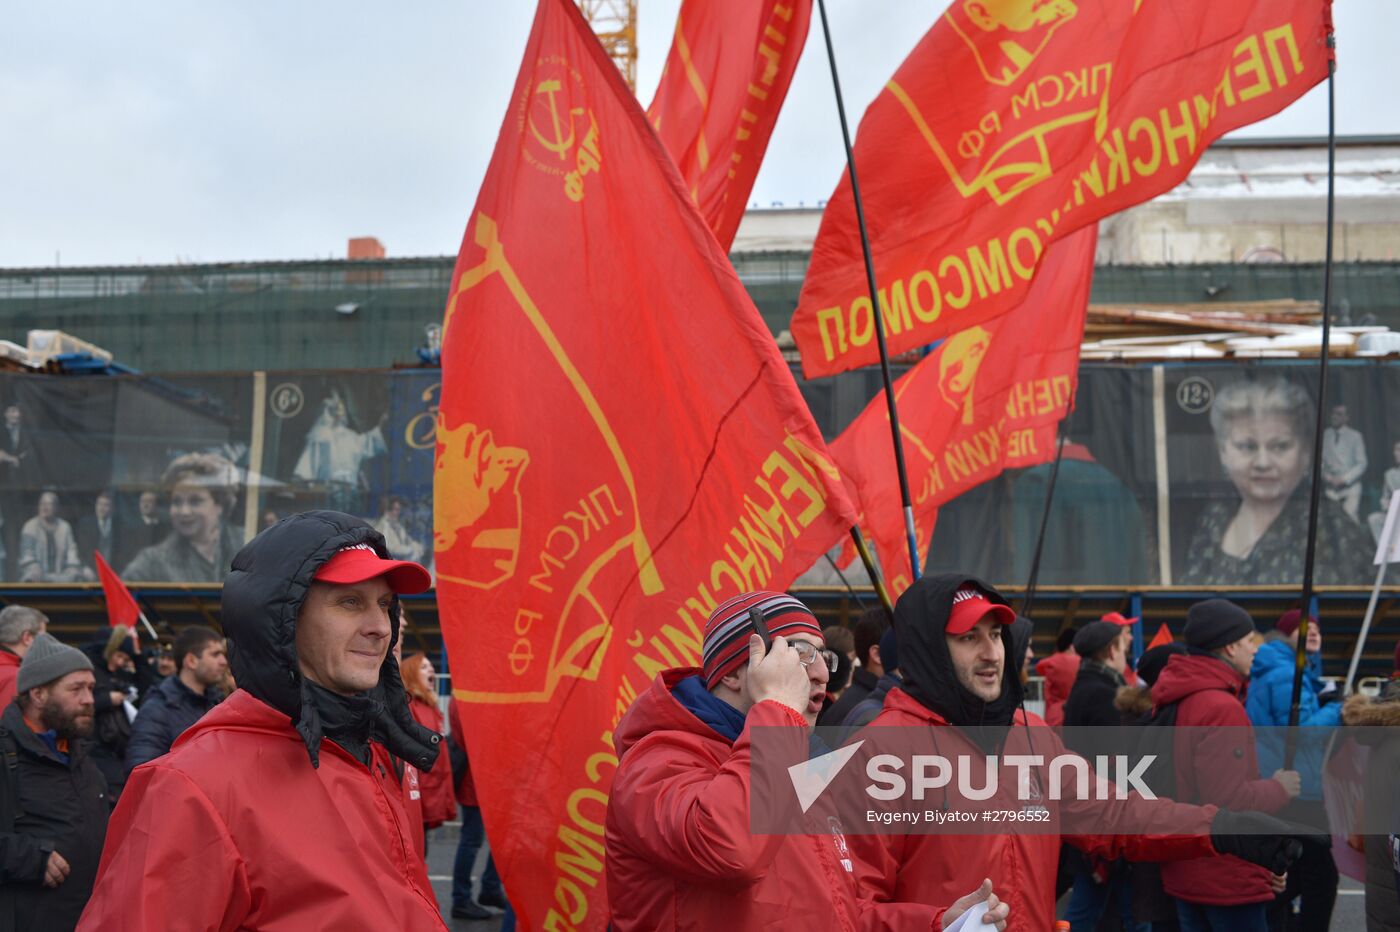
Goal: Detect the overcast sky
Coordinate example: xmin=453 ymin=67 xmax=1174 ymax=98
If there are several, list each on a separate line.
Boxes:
xmin=4 ymin=1 xmax=1396 ymax=268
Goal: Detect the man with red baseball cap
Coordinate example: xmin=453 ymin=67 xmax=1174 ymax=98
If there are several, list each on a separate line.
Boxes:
xmin=849 ymin=574 xmax=1315 ymax=932
xmin=81 ymin=512 xmax=447 ymax=930
xmin=1101 ymin=612 xmax=1142 ymax=686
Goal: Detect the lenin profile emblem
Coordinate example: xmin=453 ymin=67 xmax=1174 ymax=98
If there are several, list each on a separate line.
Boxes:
xmin=937 ymin=326 xmax=992 ymax=426
xmin=948 ymin=0 xmax=1078 ymax=87
xmin=434 ymin=418 xmax=529 ymax=590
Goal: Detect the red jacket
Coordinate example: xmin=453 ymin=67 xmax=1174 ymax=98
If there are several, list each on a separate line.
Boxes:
xmin=448 ymin=699 xmax=477 ymax=808
xmin=78 ymin=689 xmax=447 ymax=931
xmin=851 ymin=688 xmax=1218 ymax=932
xmin=1037 ymin=650 xmax=1078 ymax=726
xmin=605 ymin=669 xmax=943 ymax=932
xmin=408 ymin=697 xmax=457 ymax=826
xmin=1150 ymin=653 xmax=1292 ymax=906
xmin=0 ymin=648 xmax=19 ymax=708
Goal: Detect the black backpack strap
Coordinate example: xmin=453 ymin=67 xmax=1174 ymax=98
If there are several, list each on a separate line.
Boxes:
xmin=0 ymin=727 xmax=19 ymax=832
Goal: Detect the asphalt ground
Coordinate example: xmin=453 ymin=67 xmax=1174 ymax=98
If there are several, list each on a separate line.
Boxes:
xmin=423 ymin=822 xmax=1367 ymax=930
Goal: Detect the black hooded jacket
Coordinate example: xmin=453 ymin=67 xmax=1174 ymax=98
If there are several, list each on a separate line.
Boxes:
xmin=221 ymin=511 xmax=440 ymax=773
xmin=892 ymin=573 xmax=1022 ymax=737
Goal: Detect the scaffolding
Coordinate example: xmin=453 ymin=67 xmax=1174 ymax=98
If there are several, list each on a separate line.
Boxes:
xmin=577 ymin=0 xmax=638 ymax=90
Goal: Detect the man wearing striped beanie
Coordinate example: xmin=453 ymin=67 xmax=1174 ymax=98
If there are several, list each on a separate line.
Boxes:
xmin=605 ymin=590 xmax=997 ymax=931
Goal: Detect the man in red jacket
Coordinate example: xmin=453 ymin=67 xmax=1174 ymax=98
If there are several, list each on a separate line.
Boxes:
xmin=1036 ymin=626 xmax=1078 ymax=726
xmin=605 ymin=590 xmax=1010 ymax=931
xmin=850 ymin=575 xmax=1312 ymax=932
xmin=1152 ymin=599 xmax=1302 ymax=932
xmin=0 ymin=605 xmax=48 ymax=707
xmin=78 ymin=512 xmax=448 ymax=930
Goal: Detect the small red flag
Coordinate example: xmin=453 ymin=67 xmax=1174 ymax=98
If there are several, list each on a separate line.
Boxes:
xmin=94 ymin=551 xmax=141 ymax=632
xmin=1147 ymin=623 xmax=1174 ymax=650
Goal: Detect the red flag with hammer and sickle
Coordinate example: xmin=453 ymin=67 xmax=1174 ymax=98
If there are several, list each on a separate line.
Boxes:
xmin=791 ymin=0 xmax=1331 ymax=377
xmin=435 ymin=1 xmax=855 ymax=927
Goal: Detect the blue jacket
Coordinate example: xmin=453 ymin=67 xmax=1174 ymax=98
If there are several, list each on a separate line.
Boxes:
xmin=124 ymin=675 xmax=223 ymax=775
xmin=1246 ymin=639 xmax=1341 ymax=799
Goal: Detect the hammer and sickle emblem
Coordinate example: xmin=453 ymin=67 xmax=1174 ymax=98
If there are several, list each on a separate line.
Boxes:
xmin=529 ymin=79 xmax=584 ymax=159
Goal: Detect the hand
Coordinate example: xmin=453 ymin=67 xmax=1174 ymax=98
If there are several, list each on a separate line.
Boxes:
xmin=745 ymin=634 xmax=812 ymax=718
xmin=1210 ymin=810 xmax=1329 ymax=874
xmin=42 ymin=850 xmax=70 ymax=888
xmin=1272 ymin=770 xmax=1302 ymax=798
xmin=941 ymin=879 xmax=1009 ymax=931
xmin=1269 ymin=872 xmax=1287 ymax=894
xmin=109 ymin=691 xmax=126 ymax=708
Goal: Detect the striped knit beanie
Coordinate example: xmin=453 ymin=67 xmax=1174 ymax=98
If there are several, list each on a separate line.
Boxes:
xmin=701 ymin=591 xmax=822 ymax=690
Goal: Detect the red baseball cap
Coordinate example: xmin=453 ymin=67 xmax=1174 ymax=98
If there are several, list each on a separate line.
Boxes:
xmin=1101 ymin=612 xmax=1139 ymax=627
xmin=313 ymin=543 xmax=432 ymax=595
xmin=947 ymin=585 xmax=1016 ymax=635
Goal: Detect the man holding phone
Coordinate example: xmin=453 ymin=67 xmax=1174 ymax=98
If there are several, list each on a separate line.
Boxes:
xmin=604 ymin=590 xmax=1010 ymax=930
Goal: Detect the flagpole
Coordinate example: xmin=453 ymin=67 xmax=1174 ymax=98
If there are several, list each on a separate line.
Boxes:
xmin=1020 ymin=433 xmax=1068 ymax=618
xmin=848 ymin=526 xmax=894 ymax=613
xmin=814 ymin=0 xmax=922 ymax=582
xmin=1286 ymin=41 xmax=1337 ymax=766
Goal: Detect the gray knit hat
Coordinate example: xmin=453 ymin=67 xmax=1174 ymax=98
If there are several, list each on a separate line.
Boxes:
xmin=17 ymin=633 xmax=94 ymax=694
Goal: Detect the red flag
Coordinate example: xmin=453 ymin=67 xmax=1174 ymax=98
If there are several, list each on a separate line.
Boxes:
xmin=647 ymin=0 xmax=812 ymax=248
xmin=792 ymin=0 xmax=1331 ymax=376
xmin=94 ymin=551 xmax=141 ymax=632
xmin=434 ymin=1 xmax=855 ymax=927
xmin=831 ymin=226 xmax=1096 ymax=597
xmin=1147 ymin=623 xmax=1175 ymax=650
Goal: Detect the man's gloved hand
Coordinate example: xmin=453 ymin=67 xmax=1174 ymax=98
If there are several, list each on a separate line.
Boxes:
xmin=1210 ymin=810 xmax=1330 ymax=874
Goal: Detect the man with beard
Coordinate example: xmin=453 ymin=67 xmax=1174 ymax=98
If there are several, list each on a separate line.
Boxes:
xmin=605 ymin=590 xmax=1010 ymax=931
xmin=849 ymin=574 xmax=1316 ymax=932
xmin=0 ymin=634 xmax=110 ymax=932
xmin=79 ymin=513 xmax=447 ymax=929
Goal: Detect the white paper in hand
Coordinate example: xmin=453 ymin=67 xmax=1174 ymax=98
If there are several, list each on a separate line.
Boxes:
xmin=941 ymin=900 xmax=990 ymax=932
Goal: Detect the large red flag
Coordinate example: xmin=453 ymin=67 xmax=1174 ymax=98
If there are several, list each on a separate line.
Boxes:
xmin=94 ymin=551 xmax=142 ymax=633
xmin=647 ymin=0 xmax=812 ymax=249
xmin=832 ymin=226 xmax=1096 ymax=596
xmin=434 ymin=1 xmax=855 ymax=927
xmin=792 ymin=0 xmax=1331 ymax=376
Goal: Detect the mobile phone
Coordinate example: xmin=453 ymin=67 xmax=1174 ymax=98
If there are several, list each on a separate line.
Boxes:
xmin=748 ymin=607 xmax=772 ymax=651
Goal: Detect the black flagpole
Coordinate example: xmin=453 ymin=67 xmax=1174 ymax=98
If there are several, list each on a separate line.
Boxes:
xmin=848 ymin=526 xmax=894 ymax=614
xmin=1021 ymin=433 xmax=1068 ymax=619
xmin=1286 ymin=39 xmax=1338 ymax=767
xmin=814 ymin=0 xmax=923 ymax=583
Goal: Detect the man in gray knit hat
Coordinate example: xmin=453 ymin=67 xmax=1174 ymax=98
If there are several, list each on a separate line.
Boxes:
xmin=0 ymin=633 xmax=110 ymax=932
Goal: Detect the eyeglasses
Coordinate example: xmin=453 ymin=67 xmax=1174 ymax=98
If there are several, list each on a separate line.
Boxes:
xmin=790 ymin=640 xmax=839 ymax=674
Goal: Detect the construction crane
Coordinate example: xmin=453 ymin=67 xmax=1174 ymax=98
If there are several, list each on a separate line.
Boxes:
xmin=578 ymin=0 xmax=638 ymax=90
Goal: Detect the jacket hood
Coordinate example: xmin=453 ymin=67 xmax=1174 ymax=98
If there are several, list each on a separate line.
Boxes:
xmin=892 ymin=573 xmax=1020 ymax=732
xmin=1342 ymin=692 xmax=1400 ymax=727
xmin=1150 ymin=652 xmax=1245 ymax=707
xmin=1115 ymin=684 xmax=1154 ymax=719
xmin=614 ymin=668 xmax=714 ymax=761
xmin=221 ymin=511 xmax=440 ymax=772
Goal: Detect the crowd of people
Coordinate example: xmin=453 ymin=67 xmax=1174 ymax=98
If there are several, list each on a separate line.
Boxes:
xmin=0 ymin=510 xmax=1395 ymax=930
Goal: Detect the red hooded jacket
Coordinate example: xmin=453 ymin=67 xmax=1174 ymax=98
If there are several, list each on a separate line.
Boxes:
xmin=1036 ymin=650 xmax=1078 ymax=726
xmin=850 ymin=688 xmax=1219 ymax=932
xmin=408 ymin=697 xmax=458 ymax=826
xmin=77 ymin=690 xmax=447 ymax=931
xmin=605 ymin=669 xmax=944 ymax=932
xmin=1149 ymin=653 xmax=1292 ymax=906
xmin=0 ymin=648 xmax=19 ymax=708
